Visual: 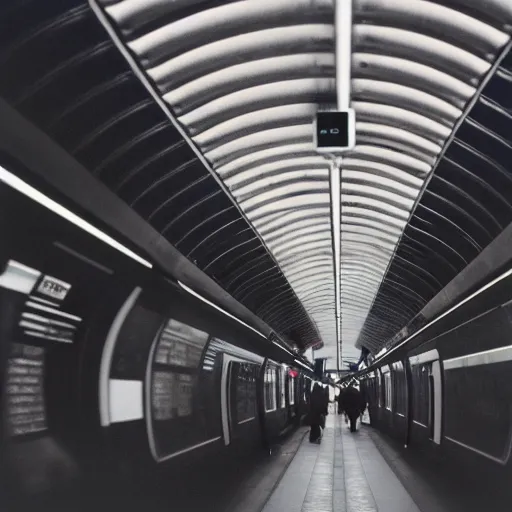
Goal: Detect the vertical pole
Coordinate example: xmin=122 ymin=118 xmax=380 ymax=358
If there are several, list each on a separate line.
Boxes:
xmin=336 ymin=0 xmax=352 ymax=111
xmin=330 ymin=158 xmax=341 ymax=372
xmin=333 ymin=0 xmax=352 ymax=371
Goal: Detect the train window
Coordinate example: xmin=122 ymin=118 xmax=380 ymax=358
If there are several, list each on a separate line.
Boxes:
xmin=411 ymin=363 xmax=430 ymax=427
xmin=149 ymin=319 xmax=210 ymax=459
xmin=289 ymin=375 xmax=295 ymax=405
xmin=393 ymin=364 xmax=406 ymax=416
xmin=375 ymin=370 xmax=383 ymax=407
xmin=280 ymin=367 xmax=286 ymax=408
xmin=264 ymin=366 xmax=277 ymax=412
xmin=235 ymin=363 xmax=257 ymax=422
xmin=152 ymin=371 xmax=195 ymax=420
xmin=155 ymin=319 xmax=209 ymax=368
xmin=111 ymin=303 xmax=164 ymax=381
xmin=6 ymin=343 xmax=46 ymax=436
xmin=384 ymin=372 xmax=392 ymax=411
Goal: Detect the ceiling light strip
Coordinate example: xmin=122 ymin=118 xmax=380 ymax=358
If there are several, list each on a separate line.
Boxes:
xmin=294 ymin=358 xmax=312 ymax=371
xmin=374 ymin=264 xmax=512 ymax=362
xmin=0 ymin=166 xmax=152 ymax=269
xmin=178 ymin=280 xmax=266 ymax=340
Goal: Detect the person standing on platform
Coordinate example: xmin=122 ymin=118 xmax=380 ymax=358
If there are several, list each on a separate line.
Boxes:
xmin=309 ymin=383 xmax=326 ymax=443
xmin=337 ymin=386 xmax=349 ymax=424
xmin=339 ymin=383 xmax=365 ymax=433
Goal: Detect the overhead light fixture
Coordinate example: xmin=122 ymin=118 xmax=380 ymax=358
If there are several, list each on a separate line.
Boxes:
xmin=294 ymin=359 xmax=311 ymax=371
xmin=0 ymin=166 xmax=152 ymax=269
xmin=178 ymin=280 xmax=266 ymax=339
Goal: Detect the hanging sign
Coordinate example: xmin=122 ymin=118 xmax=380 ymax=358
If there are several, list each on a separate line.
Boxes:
xmin=314 ymin=110 xmax=356 ymax=152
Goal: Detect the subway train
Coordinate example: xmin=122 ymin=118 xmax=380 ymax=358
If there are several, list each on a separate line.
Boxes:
xmin=359 ymin=264 xmax=512 ymax=499
xmin=0 ymin=167 xmax=313 ymax=511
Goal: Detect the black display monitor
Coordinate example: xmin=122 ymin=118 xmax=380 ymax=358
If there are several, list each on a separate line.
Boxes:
xmin=315 ymin=109 xmax=355 ymax=152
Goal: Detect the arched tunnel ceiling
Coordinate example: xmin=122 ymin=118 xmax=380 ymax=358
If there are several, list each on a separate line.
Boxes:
xmin=358 ymin=45 xmax=512 ymax=352
xmin=93 ymin=0 xmax=512 ymax=361
xmin=0 ymin=0 xmax=320 ymax=350
xmin=2 ymin=1 xmax=512 ymax=363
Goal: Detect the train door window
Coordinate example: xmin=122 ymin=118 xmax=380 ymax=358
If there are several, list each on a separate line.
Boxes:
xmin=411 ymin=363 xmax=430 ymax=427
xmin=264 ymin=365 xmax=277 ymax=412
xmin=409 ymin=352 xmax=442 ymax=443
xmin=377 ymin=370 xmax=383 ymax=408
xmin=384 ymin=370 xmax=392 ymax=411
xmin=234 ymin=363 xmax=257 ymax=423
xmin=428 ymin=366 xmax=435 ymax=439
xmin=148 ymin=319 xmax=210 ymax=460
xmin=371 ymin=375 xmax=378 ymax=406
xmin=279 ymin=367 xmax=286 ymax=408
xmin=289 ymin=375 xmax=295 ymax=405
xmin=393 ymin=363 xmax=406 ymax=416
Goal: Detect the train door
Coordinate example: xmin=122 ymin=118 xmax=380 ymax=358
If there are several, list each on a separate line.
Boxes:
xmin=221 ymin=355 xmax=259 ymax=448
xmin=409 ymin=350 xmax=442 ymax=446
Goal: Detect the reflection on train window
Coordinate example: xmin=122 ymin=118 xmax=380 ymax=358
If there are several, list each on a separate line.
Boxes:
xmin=375 ymin=370 xmax=384 ymax=407
xmin=111 ymin=304 xmax=164 ymax=380
xmin=6 ymin=343 xmax=46 ymax=436
xmin=412 ymin=364 xmax=430 ymax=427
xmin=150 ymin=319 xmax=210 ymax=459
xmin=393 ymin=366 xmax=406 ymax=416
xmin=155 ymin=319 xmax=209 ymax=368
xmin=152 ymin=371 xmax=195 ymax=420
xmin=280 ymin=368 xmax=286 ymax=408
xmin=235 ymin=363 xmax=257 ymax=422
xmin=366 ymin=375 xmax=378 ymax=407
xmin=289 ymin=375 xmax=295 ymax=405
xmin=264 ymin=366 xmax=277 ymax=411
xmin=384 ymin=373 xmax=392 ymax=411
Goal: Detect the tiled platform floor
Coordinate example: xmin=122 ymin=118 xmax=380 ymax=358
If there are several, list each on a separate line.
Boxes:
xmin=262 ymin=413 xmax=421 ymax=512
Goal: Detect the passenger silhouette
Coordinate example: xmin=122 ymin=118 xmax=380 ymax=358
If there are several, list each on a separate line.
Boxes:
xmin=339 ymin=383 xmax=365 ymax=433
xmin=309 ymin=383 xmax=326 ymax=443
xmin=337 ymin=386 xmax=349 ymax=424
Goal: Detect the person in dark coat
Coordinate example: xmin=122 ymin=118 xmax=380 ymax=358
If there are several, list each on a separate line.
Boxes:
xmin=309 ymin=383 xmax=326 ymax=443
xmin=323 ymin=386 xmax=330 ymax=416
xmin=339 ymin=384 xmax=365 ymax=433
xmin=336 ymin=387 xmax=344 ymax=414
xmin=337 ymin=386 xmax=349 ymax=423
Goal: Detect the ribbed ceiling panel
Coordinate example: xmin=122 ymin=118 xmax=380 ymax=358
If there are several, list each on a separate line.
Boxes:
xmin=344 ymin=0 xmax=511 ymax=352
xmin=358 ymin=42 xmax=512 ymax=352
xmin=0 ymin=0 xmax=321 ymax=349
xmin=95 ymin=0 xmax=512 ymax=361
xmin=95 ymin=0 xmax=339 ymax=359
